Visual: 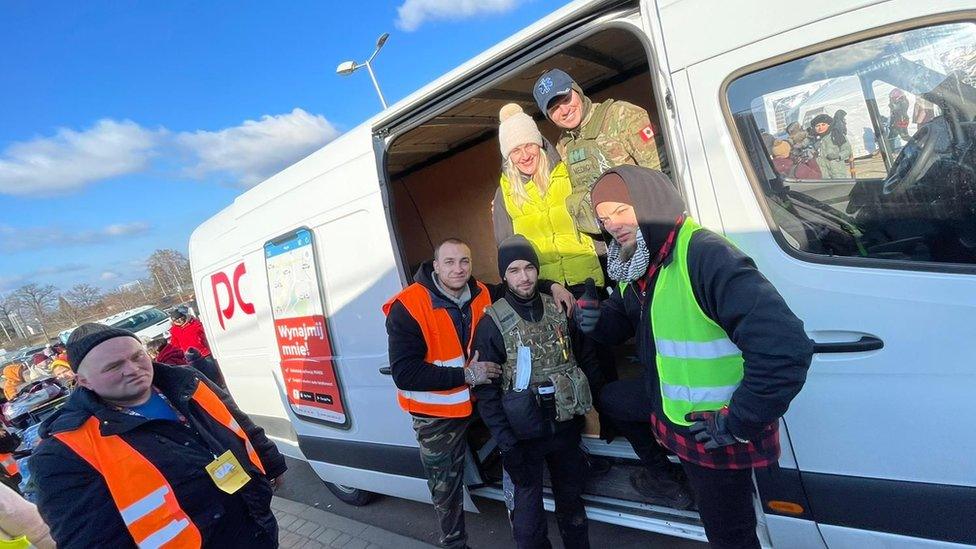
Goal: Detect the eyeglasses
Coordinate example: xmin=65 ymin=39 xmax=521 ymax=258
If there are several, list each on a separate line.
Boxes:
xmin=509 ymin=142 xmax=540 ymax=162
xmin=596 ymin=204 xmax=634 ymax=227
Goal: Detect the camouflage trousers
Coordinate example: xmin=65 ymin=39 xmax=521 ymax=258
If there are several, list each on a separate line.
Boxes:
xmin=413 ymin=415 xmax=472 ymax=549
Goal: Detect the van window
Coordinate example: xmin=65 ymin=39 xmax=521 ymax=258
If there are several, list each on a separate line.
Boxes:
xmin=728 ymin=22 xmax=976 ymax=266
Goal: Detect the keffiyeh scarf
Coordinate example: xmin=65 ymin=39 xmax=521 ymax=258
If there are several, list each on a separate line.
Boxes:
xmin=606 ymin=229 xmax=650 ymax=283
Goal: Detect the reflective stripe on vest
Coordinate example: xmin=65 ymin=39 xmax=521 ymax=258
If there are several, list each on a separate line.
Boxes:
xmin=650 ymin=218 xmax=744 ymax=426
xmin=190 ymin=382 xmax=265 ymax=474
xmin=53 ymin=416 xmax=203 ymax=549
xmin=382 ymin=281 xmax=491 ymax=418
xmin=0 ymin=452 xmax=18 ymax=476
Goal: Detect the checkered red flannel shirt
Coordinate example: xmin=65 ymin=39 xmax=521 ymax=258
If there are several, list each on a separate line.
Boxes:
xmin=649 ymin=408 xmax=780 ymax=470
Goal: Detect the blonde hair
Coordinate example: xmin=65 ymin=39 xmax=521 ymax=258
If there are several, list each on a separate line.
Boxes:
xmin=503 ymin=147 xmax=551 ymax=211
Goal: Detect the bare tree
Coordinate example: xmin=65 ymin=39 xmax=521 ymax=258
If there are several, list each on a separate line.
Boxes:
xmin=0 ymin=294 xmax=18 ymax=343
xmin=66 ymin=283 xmax=103 ymax=310
xmin=146 ymin=249 xmax=192 ymax=296
xmin=12 ymin=283 xmax=59 ymax=339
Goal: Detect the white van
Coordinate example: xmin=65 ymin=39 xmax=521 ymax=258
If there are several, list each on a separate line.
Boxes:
xmin=188 ymin=1 xmax=976 ymax=547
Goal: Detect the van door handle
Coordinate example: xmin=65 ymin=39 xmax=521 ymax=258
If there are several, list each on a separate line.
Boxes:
xmin=379 ymin=367 xmax=392 ymax=375
xmin=812 ymin=336 xmax=884 ymax=354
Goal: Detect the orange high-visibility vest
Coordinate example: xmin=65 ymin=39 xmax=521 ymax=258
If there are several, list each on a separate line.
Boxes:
xmin=383 ymin=281 xmax=490 ymax=418
xmin=53 ymin=381 xmax=266 ymax=549
xmin=0 ymin=452 xmax=18 ymax=476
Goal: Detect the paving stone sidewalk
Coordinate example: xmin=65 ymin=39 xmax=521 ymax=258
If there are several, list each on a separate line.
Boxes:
xmin=272 ymin=496 xmax=438 ymax=549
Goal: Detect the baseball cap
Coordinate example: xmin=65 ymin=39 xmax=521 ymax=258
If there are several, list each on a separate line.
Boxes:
xmin=533 ymin=69 xmax=576 ymax=114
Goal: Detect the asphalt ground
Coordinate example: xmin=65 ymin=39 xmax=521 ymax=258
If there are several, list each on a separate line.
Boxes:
xmin=276 ymin=456 xmax=707 ymax=549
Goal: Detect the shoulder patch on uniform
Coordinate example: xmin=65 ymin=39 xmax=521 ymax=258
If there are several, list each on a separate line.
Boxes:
xmin=638 ymin=124 xmax=655 ymax=142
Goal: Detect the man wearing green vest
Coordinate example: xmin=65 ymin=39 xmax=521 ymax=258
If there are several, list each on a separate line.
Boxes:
xmin=576 ymin=166 xmax=813 ymax=549
xmin=534 ymin=68 xmax=668 ymax=236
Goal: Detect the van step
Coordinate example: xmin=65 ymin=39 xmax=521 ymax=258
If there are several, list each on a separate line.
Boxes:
xmin=582 ymin=437 xmax=681 ymax=465
xmin=471 ymin=485 xmax=707 ymax=543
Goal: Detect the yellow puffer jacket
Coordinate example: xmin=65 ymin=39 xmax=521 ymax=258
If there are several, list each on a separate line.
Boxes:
xmin=499 ymin=162 xmax=604 ymax=287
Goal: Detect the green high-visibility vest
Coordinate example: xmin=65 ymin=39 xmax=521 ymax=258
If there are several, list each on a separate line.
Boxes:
xmin=620 ymin=218 xmax=744 ymax=426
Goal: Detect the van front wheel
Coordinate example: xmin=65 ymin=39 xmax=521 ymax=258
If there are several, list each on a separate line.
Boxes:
xmin=323 ymin=481 xmax=376 ymax=506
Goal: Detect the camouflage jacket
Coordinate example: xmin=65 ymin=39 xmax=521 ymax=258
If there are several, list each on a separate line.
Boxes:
xmin=557 ymin=98 xmax=668 ymax=183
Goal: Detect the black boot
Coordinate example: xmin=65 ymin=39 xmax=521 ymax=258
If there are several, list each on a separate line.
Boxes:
xmin=629 ymin=467 xmax=695 ymax=510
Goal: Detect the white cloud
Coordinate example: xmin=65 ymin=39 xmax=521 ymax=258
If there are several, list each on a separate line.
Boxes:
xmin=176 ymin=108 xmax=340 ymax=187
xmin=395 ymin=0 xmax=521 ymax=31
xmin=0 ymin=108 xmax=340 ymax=195
xmin=0 ymin=222 xmax=151 ymax=253
xmin=100 ymin=271 xmax=120 ymax=281
xmin=0 ymin=120 xmax=161 ymax=196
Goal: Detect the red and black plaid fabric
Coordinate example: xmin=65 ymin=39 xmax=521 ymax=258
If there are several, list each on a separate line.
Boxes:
xmin=650 ymin=408 xmax=780 ymax=470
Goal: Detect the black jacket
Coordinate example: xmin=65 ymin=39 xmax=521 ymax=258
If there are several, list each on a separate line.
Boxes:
xmin=472 ymin=289 xmax=544 ymax=452
xmin=31 ymin=363 xmax=286 ymax=549
xmin=385 ymin=262 xmax=556 ymax=394
xmin=591 ymin=165 xmax=813 ymax=440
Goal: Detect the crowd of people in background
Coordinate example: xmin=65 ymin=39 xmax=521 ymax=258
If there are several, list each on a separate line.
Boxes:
xmin=765 ymin=87 xmax=935 ymax=182
xmin=765 ymin=109 xmax=852 ymax=180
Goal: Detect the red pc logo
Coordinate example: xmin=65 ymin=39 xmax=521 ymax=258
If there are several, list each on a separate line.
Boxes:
xmin=210 ymin=262 xmax=256 ymax=329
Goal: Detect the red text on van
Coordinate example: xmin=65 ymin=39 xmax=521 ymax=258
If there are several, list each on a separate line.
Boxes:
xmin=211 ymin=262 xmax=256 ymax=329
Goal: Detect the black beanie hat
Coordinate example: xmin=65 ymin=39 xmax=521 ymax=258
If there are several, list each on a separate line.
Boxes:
xmin=497 ymin=235 xmax=540 ymax=278
xmin=66 ymin=322 xmax=141 ymax=372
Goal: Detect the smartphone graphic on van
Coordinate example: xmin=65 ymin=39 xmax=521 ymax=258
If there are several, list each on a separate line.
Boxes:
xmin=265 ymin=227 xmax=349 ymax=428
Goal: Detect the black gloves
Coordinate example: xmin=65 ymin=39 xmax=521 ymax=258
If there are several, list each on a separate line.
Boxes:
xmin=686 ymin=410 xmax=744 ymax=450
xmin=574 ymin=278 xmax=601 ymax=334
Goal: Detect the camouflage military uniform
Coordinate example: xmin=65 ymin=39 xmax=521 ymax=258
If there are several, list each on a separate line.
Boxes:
xmin=558 ymin=99 xmax=666 ymax=172
xmin=558 ymin=95 xmax=669 ymax=234
xmin=412 ymin=415 xmax=472 ymax=549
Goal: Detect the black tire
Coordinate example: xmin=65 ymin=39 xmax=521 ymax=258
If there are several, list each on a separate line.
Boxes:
xmin=323 ymin=481 xmax=376 ymax=506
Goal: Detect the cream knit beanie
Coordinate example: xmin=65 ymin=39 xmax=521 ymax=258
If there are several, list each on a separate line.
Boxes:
xmin=498 ymin=103 xmax=543 ymax=158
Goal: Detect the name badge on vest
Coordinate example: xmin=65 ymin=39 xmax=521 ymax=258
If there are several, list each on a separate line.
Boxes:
xmin=568 ymin=148 xmax=587 ymax=164
xmin=206 ymin=450 xmax=252 ymax=494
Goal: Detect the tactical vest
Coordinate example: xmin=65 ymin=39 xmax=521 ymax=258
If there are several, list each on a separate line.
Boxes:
xmin=498 ymin=162 xmax=604 ymax=287
xmin=563 ymin=99 xmax=616 ymax=235
xmin=51 ymin=380 xmax=267 ymax=549
xmin=621 ymin=218 xmax=745 ymax=427
xmin=486 ymin=294 xmax=592 ymax=422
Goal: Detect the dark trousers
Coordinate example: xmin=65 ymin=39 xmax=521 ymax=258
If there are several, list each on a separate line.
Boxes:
xmin=509 ymin=426 xmax=590 ymax=549
xmin=599 ymin=376 xmax=671 ymax=470
xmin=413 ymin=416 xmax=471 ymax=549
xmin=681 ymin=461 xmax=760 ymax=549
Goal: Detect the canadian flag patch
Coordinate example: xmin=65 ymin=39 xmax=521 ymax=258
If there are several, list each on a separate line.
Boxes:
xmin=638 ymin=124 xmax=655 ymax=142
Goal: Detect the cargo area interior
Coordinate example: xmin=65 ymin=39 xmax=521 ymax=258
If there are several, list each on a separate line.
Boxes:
xmin=382 ymin=27 xmax=700 ymax=522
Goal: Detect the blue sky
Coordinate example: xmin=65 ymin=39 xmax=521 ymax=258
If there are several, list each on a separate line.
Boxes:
xmin=0 ymin=0 xmax=566 ymax=293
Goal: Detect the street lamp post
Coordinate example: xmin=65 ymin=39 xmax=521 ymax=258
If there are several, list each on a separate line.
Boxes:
xmin=337 ymin=33 xmax=390 ymax=109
